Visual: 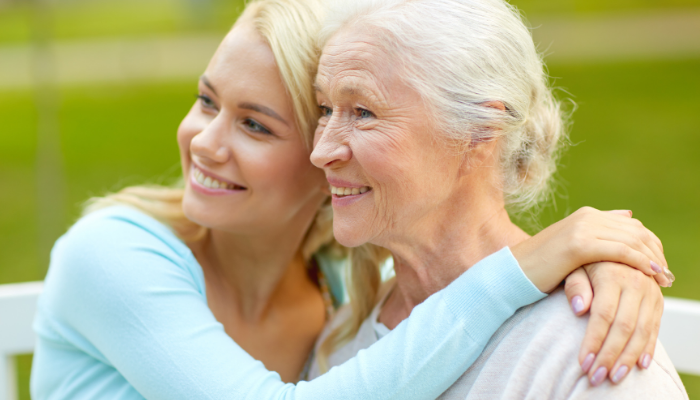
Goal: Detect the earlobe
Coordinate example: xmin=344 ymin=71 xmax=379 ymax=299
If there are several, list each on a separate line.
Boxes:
xmin=459 ymin=135 xmax=501 ymax=175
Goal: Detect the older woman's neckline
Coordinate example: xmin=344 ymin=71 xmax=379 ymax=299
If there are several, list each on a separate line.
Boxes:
xmin=378 ymin=216 xmax=529 ymax=330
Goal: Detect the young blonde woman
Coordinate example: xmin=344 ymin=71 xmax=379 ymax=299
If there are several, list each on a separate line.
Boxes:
xmin=31 ymin=0 xmax=672 ymax=399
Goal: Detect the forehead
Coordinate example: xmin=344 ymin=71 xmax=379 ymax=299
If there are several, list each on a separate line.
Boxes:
xmin=317 ymin=26 xmax=398 ymax=94
xmin=207 ymin=21 xmax=281 ymax=90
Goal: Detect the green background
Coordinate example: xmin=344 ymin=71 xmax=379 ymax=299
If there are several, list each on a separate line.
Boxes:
xmin=0 ymin=0 xmax=698 ymax=398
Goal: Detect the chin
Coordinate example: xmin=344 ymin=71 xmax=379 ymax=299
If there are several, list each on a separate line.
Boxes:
xmin=181 ymin=190 xmax=219 ymax=229
xmin=182 ymin=194 xmax=205 ymax=225
xmin=332 ymin=222 xmax=370 ymax=248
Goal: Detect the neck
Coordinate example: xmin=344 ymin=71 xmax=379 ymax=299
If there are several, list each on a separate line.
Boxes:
xmin=191 ymin=212 xmax=316 ymax=322
xmin=379 ymin=186 xmax=530 ymax=329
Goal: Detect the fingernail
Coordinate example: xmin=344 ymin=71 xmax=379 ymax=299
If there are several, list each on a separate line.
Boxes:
xmin=581 ymin=353 xmax=595 ymax=373
xmin=650 ymin=260 xmax=662 ymax=274
xmin=663 ymin=268 xmax=675 ymax=285
xmin=611 ymin=365 xmax=629 ymax=383
xmin=641 ymin=353 xmax=651 ymax=369
xmin=571 ymin=296 xmax=584 ymax=314
xmin=590 ymin=366 xmax=608 ymax=386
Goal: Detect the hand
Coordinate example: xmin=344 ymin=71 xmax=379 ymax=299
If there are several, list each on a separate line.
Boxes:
xmin=511 ymin=207 xmax=671 ymax=293
xmin=564 ymin=263 xmax=663 ymax=386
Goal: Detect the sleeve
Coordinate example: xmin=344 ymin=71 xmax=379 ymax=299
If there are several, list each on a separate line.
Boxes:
xmin=41 ymin=208 xmax=544 ymax=400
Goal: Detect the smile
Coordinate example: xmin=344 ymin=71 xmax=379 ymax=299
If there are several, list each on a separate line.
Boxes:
xmin=192 ymin=165 xmax=246 ymax=191
xmin=330 ymin=185 xmax=371 ymax=197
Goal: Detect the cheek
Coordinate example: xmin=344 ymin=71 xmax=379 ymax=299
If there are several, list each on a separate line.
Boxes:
xmin=277 ymin=153 xmax=323 ymax=195
xmin=313 ymin=124 xmax=324 ymax=148
xmin=356 ymin=131 xmax=417 ymax=193
xmin=354 ymin=127 xmax=446 ymax=223
xmin=177 ymin=110 xmax=201 ymax=167
xmin=245 ymin=144 xmax=322 ymax=199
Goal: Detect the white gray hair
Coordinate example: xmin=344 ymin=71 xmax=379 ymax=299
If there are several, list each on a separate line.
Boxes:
xmin=319 ymin=0 xmax=568 ymax=212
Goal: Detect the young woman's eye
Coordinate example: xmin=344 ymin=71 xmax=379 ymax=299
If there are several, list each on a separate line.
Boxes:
xmin=319 ymin=105 xmax=332 ymax=117
xmin=357 ymin=108 xmax=374 ymax=119
xmin=243 ymin=118 xmax=272 ymax=135
xmin=197 ymin=94 xmax=217 ymax=110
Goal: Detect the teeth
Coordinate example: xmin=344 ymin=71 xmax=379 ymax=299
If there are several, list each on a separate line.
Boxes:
xmin=329 ymin=185 xmax=371 ymax=197
xmin=193 ymin=166 xmax=235 ymax=190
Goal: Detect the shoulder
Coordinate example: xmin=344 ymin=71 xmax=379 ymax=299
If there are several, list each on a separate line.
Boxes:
xmin=40 ymin=205 xmax=204 ymax=321
xmin=566 ymin=345 xmax=688 ymax=399
xmin=468 ymin=288 xmax=588 ymax=364
xmin=500 ymin=290 xmax=684 ymax=397
xmin=483 ymin=289 xmax=590 ymax=389
xmin=51 ymin=205 xmax=196 ymax=273
xmin=446 ymin=289 xmax=687 ymax=399
xmin=61 ymin=205 xmax=186 ymax=255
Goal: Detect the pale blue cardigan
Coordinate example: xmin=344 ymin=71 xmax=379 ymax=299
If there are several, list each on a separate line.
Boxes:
xmin=31 ymin=206 xmax=544 ymax=399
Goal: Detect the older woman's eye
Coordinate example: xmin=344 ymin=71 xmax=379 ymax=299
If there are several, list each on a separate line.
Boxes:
xmin=357 ymin=108 xmax=374 ymax=119
xmin=319 ymin=105 xmax=332 ymax=117
xmin=243 ymin=118 xmax=272 ymax=135
xmin=197 ymin=94 xmax=217 ymax=110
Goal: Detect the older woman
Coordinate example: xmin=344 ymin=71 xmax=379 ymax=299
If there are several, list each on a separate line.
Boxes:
xmin=309 ymin=0 xmax=686 ymax=397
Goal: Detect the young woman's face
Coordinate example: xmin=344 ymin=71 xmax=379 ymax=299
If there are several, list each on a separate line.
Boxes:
xmin=178 ymin=21 xmax=327 ymax=235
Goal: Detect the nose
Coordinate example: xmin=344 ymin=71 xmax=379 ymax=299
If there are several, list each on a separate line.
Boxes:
xmin=310 ymin=114 xmax=352 ymax=169
xmin=190 ymin=113 xmax=230 ymax=165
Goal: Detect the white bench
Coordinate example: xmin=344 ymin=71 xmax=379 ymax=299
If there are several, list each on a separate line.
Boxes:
xmin=1 ymin=282 xmax=699 ymax=400
xmin=0 ymin=282 xmax=42 ymax=400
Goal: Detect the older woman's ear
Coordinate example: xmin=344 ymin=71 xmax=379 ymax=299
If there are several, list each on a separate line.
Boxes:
xmin=459 ymin=101 xmax=507 ymax=170
xmin=481 ymin=101 xmax=506 ymax=111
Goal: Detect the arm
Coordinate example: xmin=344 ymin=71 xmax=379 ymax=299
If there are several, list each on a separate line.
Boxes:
xmin=36 ymin=207 xmax=542 ymax=400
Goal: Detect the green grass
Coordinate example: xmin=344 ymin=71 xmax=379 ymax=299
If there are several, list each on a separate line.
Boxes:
xmin=1 ymin=0 xmax=699 ymax=45
xmin=0 ymin=0 xmax=245 ymax=45
xmin=512 ymin=0 xmax=700 ymax=15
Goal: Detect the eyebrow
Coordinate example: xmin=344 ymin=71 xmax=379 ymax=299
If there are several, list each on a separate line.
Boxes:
xmin=315 ymin=81 xmax=364 ymax=97
xmin=238 ymin=102 xmax=289 ymax=126
xmin=200 ymin=75 xmax=217 ymax=95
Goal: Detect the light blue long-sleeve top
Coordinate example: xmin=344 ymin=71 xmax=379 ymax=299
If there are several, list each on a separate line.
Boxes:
xmin=31 ymin=206 xmax=545 ymax=400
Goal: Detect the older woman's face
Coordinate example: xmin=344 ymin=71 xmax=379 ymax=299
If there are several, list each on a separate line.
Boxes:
xmin=311 ymin=27 xmax=464 ymax=247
